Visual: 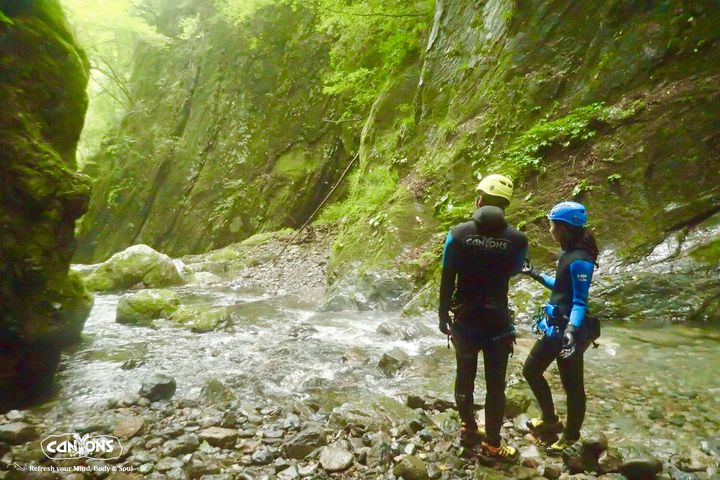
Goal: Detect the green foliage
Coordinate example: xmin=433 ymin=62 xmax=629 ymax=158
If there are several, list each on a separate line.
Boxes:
xmin=215 ymin=0 xmax=431 ymax=121
xmin=571 ymin=179 xmax=594 ymax=197
xmin=690 ymin=239 xmax=720 ymax=264
xmin=0 ymin=10 xmax=13 ymax=25
xmin=318 ymin=0 xmax=433 ymax=120
xmin=317 ymin=166 xmax=398 ymax=224
xmin=214 ymin=0 xmax=298 ymax=22
xmin=607 ymin=173 xmax=622 ymax=183
xmin=433 ymin=193 xmax=475 ymax=231
xmin=106 ymin=178 xmax=132 ymax=206
xmin=496 ymin=103 xmax=606 ymax=177
xmin=209 ymin=179 xmax=246 ymax=233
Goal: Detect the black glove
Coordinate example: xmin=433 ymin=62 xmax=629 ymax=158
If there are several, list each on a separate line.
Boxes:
xmin=439 ymin=311 xmax=451 ymax=335
xmin=521 ymin=258 xmax=543 ymax=282
xmin=559 ymin=325 xmax=577 ymax=359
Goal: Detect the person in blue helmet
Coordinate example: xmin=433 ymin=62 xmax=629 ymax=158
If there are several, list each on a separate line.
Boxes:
xmin=520 ymin=201 xmax=600 ymax=455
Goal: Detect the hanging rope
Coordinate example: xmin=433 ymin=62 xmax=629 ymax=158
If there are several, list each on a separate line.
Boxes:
xmin=272 ymin=151 xmax=360 ymax=264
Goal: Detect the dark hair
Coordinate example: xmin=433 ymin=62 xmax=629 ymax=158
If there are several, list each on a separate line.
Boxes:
xmin=479 ymin=193 xmax=510 ymax=210
xmin=556 ymin=222 xmax=599 ymax=264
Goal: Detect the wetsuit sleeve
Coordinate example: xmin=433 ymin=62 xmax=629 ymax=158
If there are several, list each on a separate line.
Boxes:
xmin=439 ymin=231 xmax=457 ymax=315
xmin=538 ymin=273 xmax=555 ymax=290
xmin=568 ymin=260 xmax=594 ymax=328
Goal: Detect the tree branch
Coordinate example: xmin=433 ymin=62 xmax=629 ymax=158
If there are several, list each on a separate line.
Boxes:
xmin=92 ymin=56 xmax=131 ymax=102
xmin=90 ymin=76 xmax=126 ymax=106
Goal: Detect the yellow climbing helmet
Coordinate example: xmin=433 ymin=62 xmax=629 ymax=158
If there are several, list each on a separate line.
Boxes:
xmin=476 ymin=174 xmax=514 ymax=202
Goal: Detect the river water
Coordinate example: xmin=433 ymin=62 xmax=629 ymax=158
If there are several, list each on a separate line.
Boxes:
xmin=41 ymin=284 xmax=720 ymax=458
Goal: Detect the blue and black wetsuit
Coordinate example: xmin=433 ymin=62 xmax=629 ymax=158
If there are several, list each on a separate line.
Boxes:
xmin=522 ymin=247 xmax=596 ymax=441
xmin=439 ymin=205 xmax=528 ymax=445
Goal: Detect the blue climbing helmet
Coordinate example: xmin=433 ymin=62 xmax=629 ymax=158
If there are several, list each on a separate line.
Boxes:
xmin=547 ymin=201 xmax=588 ymax=227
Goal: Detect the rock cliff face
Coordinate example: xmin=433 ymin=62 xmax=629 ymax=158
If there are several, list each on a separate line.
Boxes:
xmin=75 ymin=1 xmax=349 ymax=262
xmin=334 ymin=0 xmax=720 ymax=321
xmin=0 ymin=0 xmax=92 ymax=411
xmin=77 ymin=0 xmax=719 ymax=321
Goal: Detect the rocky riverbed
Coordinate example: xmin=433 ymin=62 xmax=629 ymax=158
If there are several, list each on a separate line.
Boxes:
xmin=0 ymin=366 xmax=718 ymax=480
xmin=1 ymin=231 xmax=719 ymax=479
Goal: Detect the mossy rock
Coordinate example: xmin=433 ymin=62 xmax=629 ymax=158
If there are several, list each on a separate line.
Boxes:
xmin=690 ymin=238 xmax=720 ymax=265
xmin=85 ymin=245 xmax=183 ymax=292
xmin=505 ymin=388 xmax=531 ymax=418
xmin=239 ymin=228 xmax=295 ymax=247
xmin=169 ymin=305 xmax=230 ymax=333
xmin=0 ymin=0 xmax=91 ymax=411
xmin=205 ymin=247 xmax=242 ymax=262
xmin=393 ymin=455 xmax=429 ymax=480
xmin=329 ymin=396 xmax=418 ymax=431
xmin=116 ymin=289 xmax=180 ymax=326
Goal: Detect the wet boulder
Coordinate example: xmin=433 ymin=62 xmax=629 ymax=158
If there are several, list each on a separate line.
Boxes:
xmin=162 ymin=434 xmax=200 ymax=456
xmin=112 ymin=416 xmax=144 ymax=439
xmin=188 ymin=271 xmax=223 ymax=286
xmin=393 ymin=455 xmax=429 ymax=480
xmin=139 ymin=374 xmax=176 ymax=402
xmin=198 ymin=427 xmax=238 ymax=448
xmin=406 ymin=394 xmax=456 ymax=412
xmin=504 ymin=389 xmax=531 ymax=418
xmin=321 ymin=270 xmax=413 ymax=312
xmin=563 ymin=441 xmax=601 ymax=473
xmin=319 ymin=443 xmax=354 ymax=472
xmin=169 ymin=305 xmax=229 ymax=333
xmin=251 ymin=447 xmax=274 ymax=465
xmin=599 ymin=447 xmax=624 ymax=474
xmin=115 ymin=289 xmax=179 ymax=326
xmin=378 ymin=348 xmax=410 ymax=376
xmin=330 ymin=397 xmax=418 ymax=431
xmin=0 ymin=423 xmax=38 ymax=445
xmin=284 ymin=426 xmax=327 ymax=459
xmin=85 ymin=245 xmax=183 ymax=292
xmin=621 ymin=454 xmax=663 ymax=480
xmin=376 ymin=320 xmax=434 ymax=341
xmin=200 ymin=379 xmax=236 ymax=405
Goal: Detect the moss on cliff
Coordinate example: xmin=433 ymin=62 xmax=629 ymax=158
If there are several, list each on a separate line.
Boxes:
xmin=322 ymin=0 xmax=720 ymax=318
xmin=0 ymin=0 xmax=91 ymax=410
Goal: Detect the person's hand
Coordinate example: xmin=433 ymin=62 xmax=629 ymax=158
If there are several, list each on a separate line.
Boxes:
xmin=521 ymin=258 xmax=534 ymax=275
xmin=439 ymin=311 xmax=451 ymax=335
xmin=560 ymin=325 xmax=577 ymax=359
xmin=501 ymin=334 xmax=515 ymax=357
xmin=522 ymin=258 xmax=544 ymax=282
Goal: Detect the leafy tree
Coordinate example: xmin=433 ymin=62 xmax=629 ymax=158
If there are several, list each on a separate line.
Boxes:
xmin=316 ymin=0 xmax=433 ymax=121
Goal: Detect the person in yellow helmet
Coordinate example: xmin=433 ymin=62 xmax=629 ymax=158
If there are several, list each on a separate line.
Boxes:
xmin=439 ymin=174 xmax=528 ymax=462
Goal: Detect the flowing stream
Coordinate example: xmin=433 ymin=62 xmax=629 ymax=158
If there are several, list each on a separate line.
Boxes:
xmin=37 ymin=281 xmax=720 ymax=457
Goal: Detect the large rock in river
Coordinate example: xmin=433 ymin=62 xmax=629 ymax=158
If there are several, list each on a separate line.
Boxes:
xmin=116 ymin=289 xmax=180 ymax=326
xmin=0 ymin=0 xmax=92 ymax=411
xmin=139 ymin=373 xmax=177 ymax=402
xmin=170 ymin=305 xmax=229 ymax=333
xmin=85 ymin=244 xmax=183 ymax=292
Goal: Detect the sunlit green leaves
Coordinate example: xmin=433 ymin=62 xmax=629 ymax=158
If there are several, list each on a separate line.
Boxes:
xmin=60 ymin=0 xmax=169 ymax=164
xmin=316 ymin=0 xmax=433 ymax=120
xmin=214 ymin=0 xmax=300 ymax=23
xmin=215 ymin=0 xmax=433 ymax=121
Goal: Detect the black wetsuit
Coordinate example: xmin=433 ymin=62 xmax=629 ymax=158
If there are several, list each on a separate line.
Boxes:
xmin=439 ymin=206 xmax=528 ymax=446
xmin=522 ymin=247 xmax=596 ymax=441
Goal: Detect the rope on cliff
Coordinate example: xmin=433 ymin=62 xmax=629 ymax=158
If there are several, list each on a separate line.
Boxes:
xmin=272 ymin=151 xmax=361 ymax=264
